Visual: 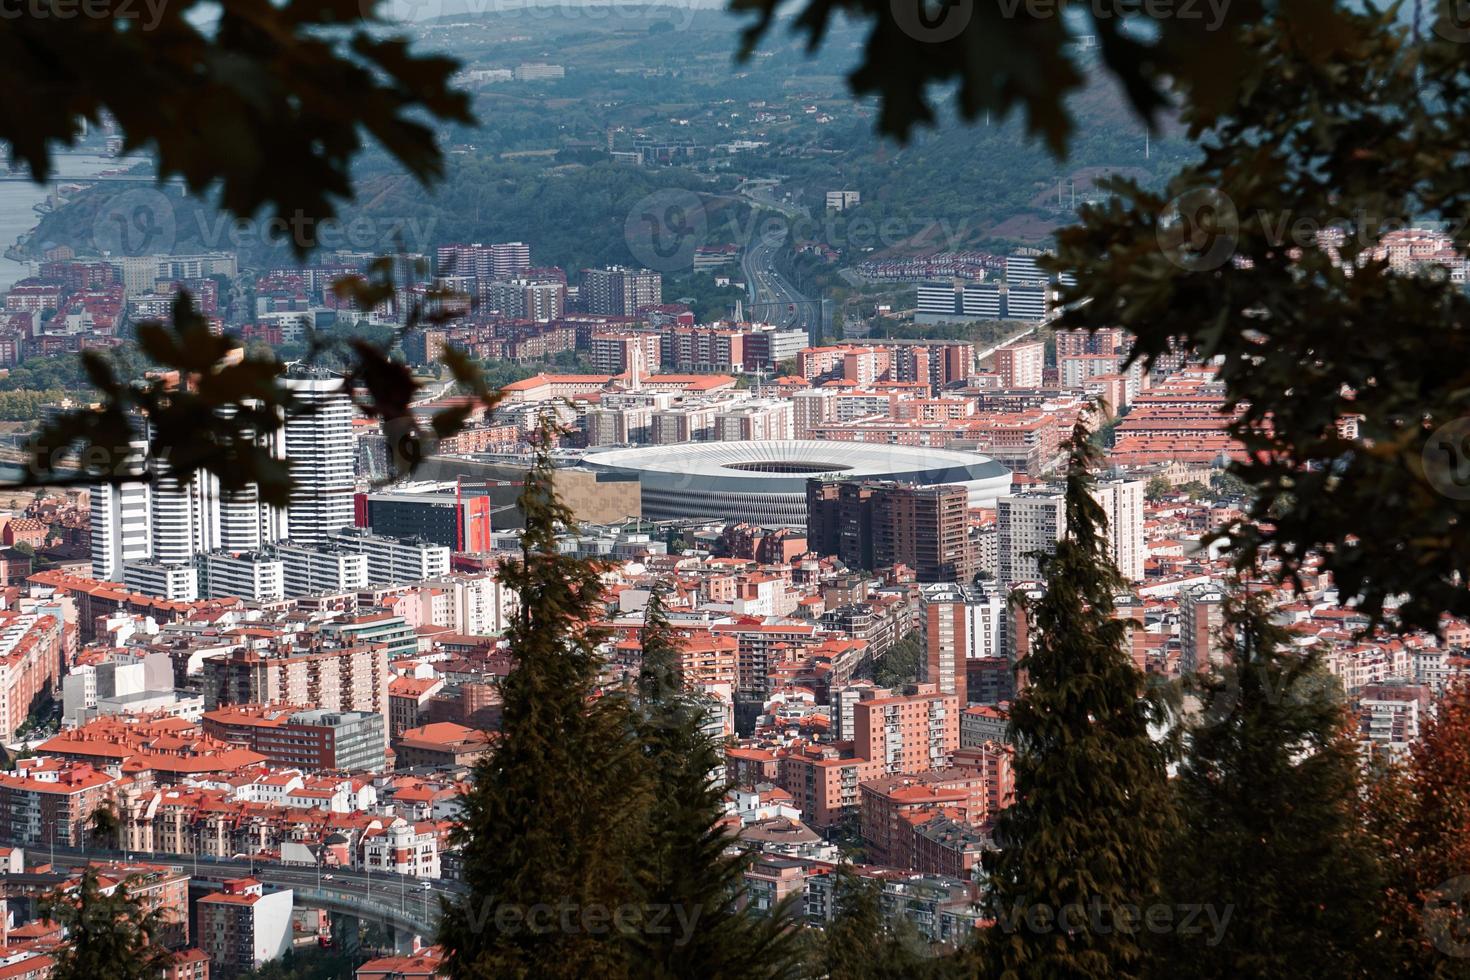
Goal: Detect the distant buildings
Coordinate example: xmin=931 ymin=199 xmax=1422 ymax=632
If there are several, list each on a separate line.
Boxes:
xmin=806 ymin=480 xmax=978 ymax=583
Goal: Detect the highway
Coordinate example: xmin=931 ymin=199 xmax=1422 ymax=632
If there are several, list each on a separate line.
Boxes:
xmin=738 ymin=184 xmax=822 ymax=342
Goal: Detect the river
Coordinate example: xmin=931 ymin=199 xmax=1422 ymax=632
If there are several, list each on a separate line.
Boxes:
xmin=0 ymin=153 xmax=125 ymax=290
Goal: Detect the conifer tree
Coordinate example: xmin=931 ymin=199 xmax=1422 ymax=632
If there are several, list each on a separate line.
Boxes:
xmin=819 ymin=866 xmax=949 ymax=979
xmin=978 ymin=417 xmax=1173 ymax=978
xmin=1153 ymin=592 xmax=1385 ymax=978
xmin=628 ymin=588 xmax=803 ymax=979
xmin=1366 ymin=681 xmax=1470 ymax=978
xmin=42 ymin=869 xmax=173 ymax=980
xmin=439 ymin=418 xmax=650 ymax=979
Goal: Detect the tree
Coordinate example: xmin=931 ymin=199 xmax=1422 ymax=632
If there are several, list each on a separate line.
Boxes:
xmin=978 ymin=417 xmax=1173 ymax=978
xmin=89 ymin=805 xmax=120 ymax=850
xmin=818 ymin=867 xmax=943 ymax=979
xmin=733 ymin=0 xmax=1340 ymax=151
xmin=438 ymin=418 xmax=650 ymax=979
xmin=1144 ymin=476 xmax=1172 ymax=502
xmin=1365 ymin=682 xmax=1470 ymax=977
xmin=628 ymin=591 xmax=803 ymax=979
xmin=1154 ymin=592 xmax=1385 ymax=978
xmin=1047 ymin=5 xmax=1470 ymax=635
xmin=869 ymin=631 xmax=922 ymax=689
xmin=0 ymin=0 xmax=468 ymax=230
xmin=41 ymin=869 xmax=173 ymax=980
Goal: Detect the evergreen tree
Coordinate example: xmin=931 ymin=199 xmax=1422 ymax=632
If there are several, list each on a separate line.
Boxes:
xmin=978 ymin=418 xmax=1173 ymax=979
xmin=628 ymin=589 xmax=803 ymax=979
xmin=1365 ymin=681 xmax=1470 ymax=978
xmin=818 ymin=866 xmax=948 ymax=979
xmin=1153 ymin=592 xmax=1385 ymax=978
xmin=439 ymin=419 xmax=650 ymax=979
xmin=89 ymin=805 xmax=120 ymax=850
xmin=41 ymin=869 xmax=173 ymax=980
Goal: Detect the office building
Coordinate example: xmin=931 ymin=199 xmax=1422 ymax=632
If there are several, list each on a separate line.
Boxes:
xmin=1005 ymin=251 xmax=1047 ymax=284
xmin=1004 ymin=284 xmax=1048 ymax=321
xmin=916 ymin=282 xmax=957 ymax=321
xmin=961 ymin=282 xmax=1002 ymax=319
xmin=354 ymin=487 xmax=493 ymax=553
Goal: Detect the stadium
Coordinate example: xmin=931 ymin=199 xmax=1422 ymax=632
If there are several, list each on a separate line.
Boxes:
xmin=581 ymin=440 xmax=1012 ymax=526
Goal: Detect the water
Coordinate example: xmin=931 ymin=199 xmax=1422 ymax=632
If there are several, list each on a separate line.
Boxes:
xmin=0 ymin=153 xmax=122 ymax=290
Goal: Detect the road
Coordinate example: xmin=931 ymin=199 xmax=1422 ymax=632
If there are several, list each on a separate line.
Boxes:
xmin=737 ymin=184 xmax=822 ymax=342
xmin=973 ymin=322 xmax=1041 ymax=364
xmin=31 ymin=843 xmax=466 ymax=933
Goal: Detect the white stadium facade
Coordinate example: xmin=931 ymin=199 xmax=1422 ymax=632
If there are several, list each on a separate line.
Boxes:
xmin=581 ymin=440 xmax=1012 ymax=526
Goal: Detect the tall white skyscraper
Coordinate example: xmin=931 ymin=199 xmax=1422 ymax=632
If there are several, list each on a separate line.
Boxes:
xmin=90 ymin=370 xmax=357 ymax=586
xmin=91 ymin=479 xmax=151 ymax=582
xmin=280 ymin=370 xmax=355 ymax=546
xmin=150 ymin=472 xmax=218 ymax=565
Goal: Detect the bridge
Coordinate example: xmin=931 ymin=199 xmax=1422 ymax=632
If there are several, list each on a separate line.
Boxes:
xmin=28 ymin=844 xmax=462 ymax=941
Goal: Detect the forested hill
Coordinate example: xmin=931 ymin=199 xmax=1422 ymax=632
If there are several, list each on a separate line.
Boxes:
xmin=24 ymin=10 xmax=1193 ymax=270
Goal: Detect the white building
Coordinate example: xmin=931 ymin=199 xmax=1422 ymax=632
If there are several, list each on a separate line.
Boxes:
xmin=361 ymin=819 xmax=440 ymax=878
xmin=123 ymin=559 xmax=199 ymax=601
xmin=919 ymin=582 xmax=1009 ymax=663
xmin=280 ymin=371 xmax=355 ymax=545
xmin=333 ymin=529 xmax=450 ymax=586
xmin=996 ymin=479 xmax=1145 ymax=584
xmin=197 ymin=879 xmax=293 ymax=975
xmin=276 ymin=542 xmax=368 ymax=597
xmin=199 ymin=551 xmax=286 ymax=602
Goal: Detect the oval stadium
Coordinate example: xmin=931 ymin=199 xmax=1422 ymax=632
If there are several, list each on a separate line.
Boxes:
xmin=582 ymin=440 xmax=1012 ymax=526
